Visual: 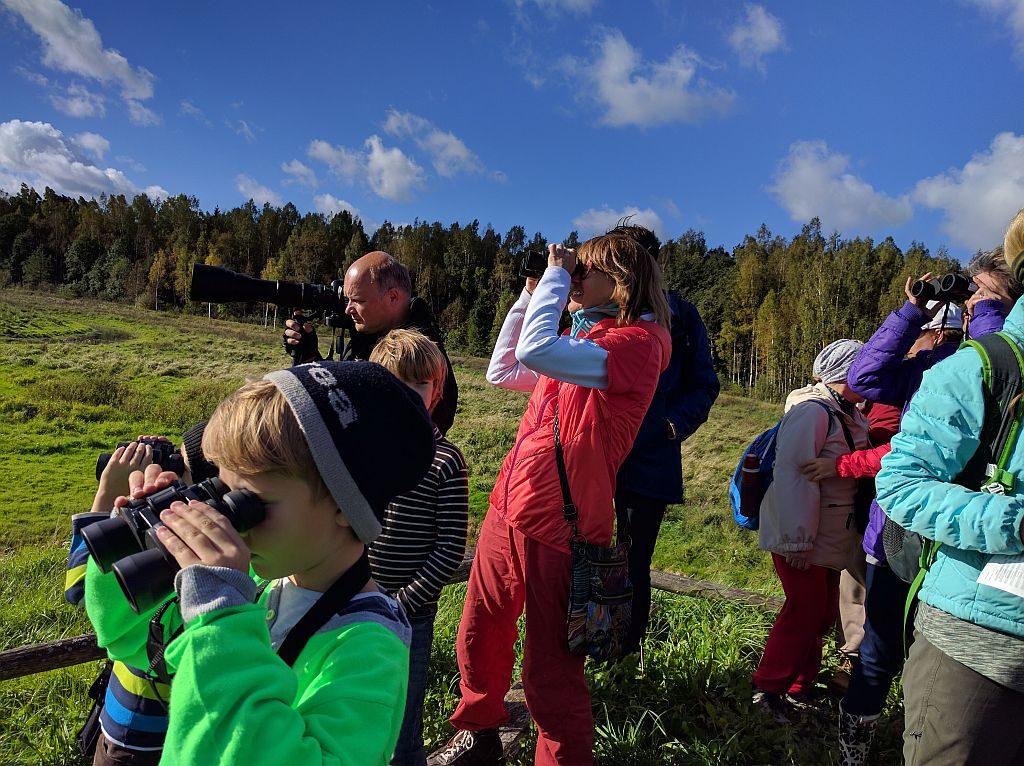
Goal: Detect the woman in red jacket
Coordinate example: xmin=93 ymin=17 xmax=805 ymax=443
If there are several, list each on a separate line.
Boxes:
xmin=432 ymin=235 xmax=671 ymax=766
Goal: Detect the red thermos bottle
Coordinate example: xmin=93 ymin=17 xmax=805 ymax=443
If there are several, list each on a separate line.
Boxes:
xmin=740 ymin=453 xmax=761 ymax=518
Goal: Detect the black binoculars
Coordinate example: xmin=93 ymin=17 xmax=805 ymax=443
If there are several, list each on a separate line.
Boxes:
xmin=81 ymin=478 xmax=264 ymax=613
xmin=910 ymin=273 xmax=975 ymax=303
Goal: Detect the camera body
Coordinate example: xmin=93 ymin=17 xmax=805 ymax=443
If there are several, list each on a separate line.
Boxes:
xmin=81 ymin=477 xmax=264 ymax=613
xmin=911 ymin=273 xmax=975 ymax=303
xmin=518 ymin=250 xmax=548 ymax=279
xmin=96 ymin=438 xmax=184 ymax=482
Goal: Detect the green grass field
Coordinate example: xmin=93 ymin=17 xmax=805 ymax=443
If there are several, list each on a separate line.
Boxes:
xmin=0 ymin=290 xmax=904 ymax=765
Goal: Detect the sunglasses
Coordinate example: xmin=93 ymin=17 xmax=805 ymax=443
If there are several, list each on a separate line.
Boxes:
xmin=571 ymin=261 xmax=602 ymax=281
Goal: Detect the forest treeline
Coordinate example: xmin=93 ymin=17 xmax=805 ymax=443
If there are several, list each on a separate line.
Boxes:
xmin=0 ymin=185 xmax=965 ymax=399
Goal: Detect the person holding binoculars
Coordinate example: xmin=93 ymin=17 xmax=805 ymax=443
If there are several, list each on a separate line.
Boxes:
xmin=81 ymin=362 xmax=438 ymax=766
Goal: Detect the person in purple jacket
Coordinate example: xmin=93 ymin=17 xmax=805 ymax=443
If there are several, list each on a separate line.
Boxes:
xmin=834 ymin=249 xmax=1021 ymax=766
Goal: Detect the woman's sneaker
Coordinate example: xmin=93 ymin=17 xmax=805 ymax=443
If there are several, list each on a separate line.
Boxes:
xmin=751 ymin=688 xmax=793 ymax=724
xmin=428 ymin=728 xmax=505 ymax=766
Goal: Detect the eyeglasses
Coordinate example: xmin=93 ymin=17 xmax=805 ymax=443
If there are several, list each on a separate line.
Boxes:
xmin=572 ymin=261 xmax=602 ymax=281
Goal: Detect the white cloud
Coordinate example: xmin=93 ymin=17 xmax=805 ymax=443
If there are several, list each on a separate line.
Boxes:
xmin=115 ymin=154 xmax=145 ymax=172
xmin=663 ymin=198 xmax=683 ymax=220
xmin=964 ymin=0 xmax=1024 ymax=59
xmin=179 ymin=99 xmax=211 ymax=126
xmin=769 ymin=140 xmax=913 ymax=231
xmin=126 ymin=99 xmax=160 ymax=126
xmin=571 ymin=29 xmax=735 ymax=127
xmin=383 ymin=109 xmax=490 ymax=177
xmin=49 ymin=82 xmax=105 ymax=118
xmin=282 ymin=159 xmax=318 ymax=187
xmin=728 ymin=4 xmax=786 ymax=72
xmin=913 ymin=132 xmax=1024 ymax=250
xmin=364 ymin=135 xmax=425 ymax=202
xmin=73 ymin=131 xmax=109 ymax=160
xmin=0 ymin=119 xmax=165 ymax=199
xmin=231 ymin=119 xmax=257 ymax=142
xmin=308 ymin=139 xmax=363 ymax=181
xmin=572 ymin=205 xmax=664 ymax=238
xmin=2 ymin=0 xmax=157 ymax=119
xmin=313 ymin=193 xmax=361 ymax=220
xmin=514 ymin=0 xmax=598 ymax=13
xmin=235 ymin=174 xmax=282 ymax=206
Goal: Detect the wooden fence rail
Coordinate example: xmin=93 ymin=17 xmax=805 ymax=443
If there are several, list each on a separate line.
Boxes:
xmin=0 ymin=548 xmax=781 ymax=683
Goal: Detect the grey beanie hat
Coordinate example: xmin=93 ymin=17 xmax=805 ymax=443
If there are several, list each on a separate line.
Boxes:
xmin=812 ymin=339 xmax=864 ymax=384
xmin=263 ymin=361 xmax=436 ymax=543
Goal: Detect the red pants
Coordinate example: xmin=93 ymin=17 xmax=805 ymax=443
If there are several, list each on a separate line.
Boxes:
xmin=451 ymin=511 xmax=593 ymax=765
xmin=752 ymin=553 xmax=841 ymax=695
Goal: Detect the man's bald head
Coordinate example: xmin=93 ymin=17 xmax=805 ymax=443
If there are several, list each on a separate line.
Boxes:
xmin=343 ymin=251 xmax=412 ymax=334
xmin=346 ymin=251 xmax=412 ymax=296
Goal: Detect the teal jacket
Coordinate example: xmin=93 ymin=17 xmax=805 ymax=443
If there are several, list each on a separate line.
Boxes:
xmin=876 ymin=302 xmax=1024 ymax=638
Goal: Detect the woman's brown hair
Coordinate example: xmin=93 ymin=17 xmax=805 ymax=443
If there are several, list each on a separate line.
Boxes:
xmin=576 ymin=233 xmax=671 ymax=327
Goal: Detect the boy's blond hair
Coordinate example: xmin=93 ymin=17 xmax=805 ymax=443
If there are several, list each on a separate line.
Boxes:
xmin=202 ymin=379 xmax=328 ymax=498
xmin=369 ymin=328 xmax=447 ymax=410
xmin=1005 ymin=208 xmax=1024 ymax=280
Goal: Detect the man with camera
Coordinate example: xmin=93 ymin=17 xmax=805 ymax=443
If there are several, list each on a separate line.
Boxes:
xmin=283 ymin=250 xmax=458 ymax=435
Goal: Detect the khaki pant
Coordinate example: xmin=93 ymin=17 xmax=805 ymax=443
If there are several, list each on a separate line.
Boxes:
xmin=903 ymin=633 xmax=1024 ymax=766
xmin=837 ymin=546 xmax=867 ymax=655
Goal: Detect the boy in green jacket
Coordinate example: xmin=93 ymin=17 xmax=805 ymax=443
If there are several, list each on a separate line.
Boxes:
xmin=84 ymin=361 xmax=437 ymax=766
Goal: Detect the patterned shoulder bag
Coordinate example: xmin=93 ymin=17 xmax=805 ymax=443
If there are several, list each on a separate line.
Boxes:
xmin=554 ymin=399 xmax=633 ymax=662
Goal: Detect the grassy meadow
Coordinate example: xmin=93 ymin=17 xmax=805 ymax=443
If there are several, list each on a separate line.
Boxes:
xmin=0 ymin=290 xmax=905 ymax=765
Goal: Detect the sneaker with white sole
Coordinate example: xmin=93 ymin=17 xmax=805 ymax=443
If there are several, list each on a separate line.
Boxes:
xmin=427 ymin=728 xmax=505 ymax=766
xmin=752 ymin=688 xmax=793 ymax=725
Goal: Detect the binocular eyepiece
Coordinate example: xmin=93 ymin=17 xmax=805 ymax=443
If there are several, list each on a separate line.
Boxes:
xmin=96 ymin=438 xmax=184 ymax=482
xmin=81 ymin=477 xmax=264 ymax=614
xmin=910 ymin=273 xmax=975 ymax=303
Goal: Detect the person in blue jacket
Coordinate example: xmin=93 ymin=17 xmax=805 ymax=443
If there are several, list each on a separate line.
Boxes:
xmin=573 ymin=223 xmax=720 ymax=655
xmin=875 ymin=211 xmax=1024 ymax=765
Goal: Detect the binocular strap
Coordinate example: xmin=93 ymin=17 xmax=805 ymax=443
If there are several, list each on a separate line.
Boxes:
xmin=275 ymin=552 xmax=372 ymax=666
xmin=142 ymin=553 xmax=372 ymax=704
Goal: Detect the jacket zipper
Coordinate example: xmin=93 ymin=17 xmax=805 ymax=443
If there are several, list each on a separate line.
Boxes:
xmin=503 ymin=391 xmax=558 ymax=513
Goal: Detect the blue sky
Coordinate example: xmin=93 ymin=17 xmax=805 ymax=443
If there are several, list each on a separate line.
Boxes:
xmin=1 ymin=0 xmax=1023 ymax=260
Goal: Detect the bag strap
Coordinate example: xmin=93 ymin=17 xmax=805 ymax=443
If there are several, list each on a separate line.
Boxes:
xmin=552 ymin=398 xmax=579 ymax=535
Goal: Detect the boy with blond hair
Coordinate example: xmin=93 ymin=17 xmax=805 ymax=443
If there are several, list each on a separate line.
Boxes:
xmin=369 ymin=329 xmax=469 ymax=766
xmin=84 ymin=362 xmax=437 ymax=765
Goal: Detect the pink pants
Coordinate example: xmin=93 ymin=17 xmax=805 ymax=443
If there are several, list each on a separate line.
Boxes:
xmin=451 ymin=511 xmax=593 ymax=765
xmin=752 ymin=553 xmax=841 ymax=694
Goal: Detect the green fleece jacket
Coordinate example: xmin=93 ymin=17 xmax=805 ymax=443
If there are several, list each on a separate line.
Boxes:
xmin=84 ymin=558 xmax=411 ymax=765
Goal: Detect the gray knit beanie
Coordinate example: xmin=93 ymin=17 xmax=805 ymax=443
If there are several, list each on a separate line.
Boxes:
xmin=812 ymin=339 xmax=864 ymax=384
xmin=263 ymin=361 xmax=436 ymax=543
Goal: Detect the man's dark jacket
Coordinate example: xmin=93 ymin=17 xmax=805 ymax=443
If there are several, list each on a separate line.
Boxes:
xmin=616 ymin=292 xmax=719 ymax=503
xmin=342 ymin=296 xmax=459 ymax=435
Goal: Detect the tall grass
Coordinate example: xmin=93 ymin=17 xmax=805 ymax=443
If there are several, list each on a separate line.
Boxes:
xmin=0 ymin=291 xmax=905 ymax=764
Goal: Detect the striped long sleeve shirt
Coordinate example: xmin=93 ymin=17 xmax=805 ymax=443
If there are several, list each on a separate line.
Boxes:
xmin=66 ymin=512 xmax=170 ymax=752
xmin=368 ymin=431 xmax=469 ymax=617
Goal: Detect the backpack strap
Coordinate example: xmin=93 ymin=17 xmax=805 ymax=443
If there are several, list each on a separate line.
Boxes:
xmin=902 ymin=331 xmax=1024 ymax=651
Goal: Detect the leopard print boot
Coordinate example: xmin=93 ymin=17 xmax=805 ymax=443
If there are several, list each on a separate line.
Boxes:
xmin=838 ymin=700 xmax=878 ymax=766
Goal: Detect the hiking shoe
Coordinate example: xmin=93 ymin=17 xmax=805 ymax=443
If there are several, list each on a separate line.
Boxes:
xmin=828 ymin=654 xmax=854 ymax=696
xmin=838 ymin=701 xmax=879 ymax=766
xmin=778 ymin=692 xmax=827 ymax=716
xmin=752 ymin=689 xmax=792 ymax=724
xmin=428 ymin=728 xmax=505 ymax=766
